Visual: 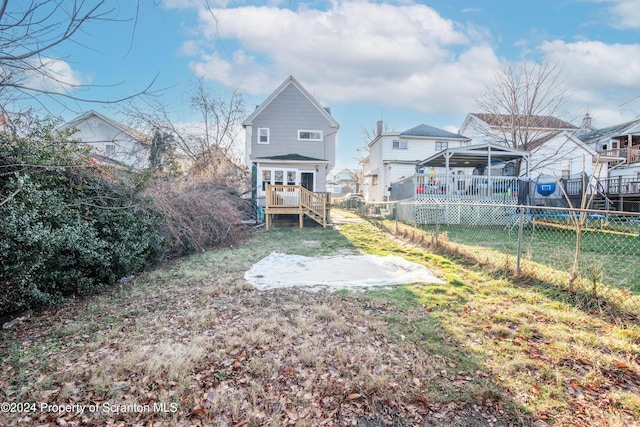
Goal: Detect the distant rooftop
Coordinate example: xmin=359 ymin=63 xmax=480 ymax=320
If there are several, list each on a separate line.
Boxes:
xmin=578 ymin=118 xmax=640 ymax=143
xmin=472 ymin=113 xmax=577 ymax=130
xmin=400 ymin=124 xmax=468 ymax=140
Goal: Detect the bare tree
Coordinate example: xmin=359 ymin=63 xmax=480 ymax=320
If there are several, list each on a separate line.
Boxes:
xmin=124 ymin=80 xmax=247 ymax=183
xmin=0 ymin=0 xmax=155 ymax=122
xmin=473 ymin=62 xmax=571 ymax=150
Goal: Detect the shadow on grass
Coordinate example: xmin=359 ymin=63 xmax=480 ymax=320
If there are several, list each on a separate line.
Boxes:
xmin=334 ymin=222 xmax=532 ymax=425
xmin=377 ymin=219 xmax=640 ymax=324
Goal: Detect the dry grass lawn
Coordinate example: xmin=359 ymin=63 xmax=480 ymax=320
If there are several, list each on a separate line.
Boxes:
xmin=1 ymin=211 xmax=639 ymax=426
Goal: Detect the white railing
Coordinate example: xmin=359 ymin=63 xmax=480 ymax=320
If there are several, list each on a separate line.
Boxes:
xmin=415 ymin=173 xmax=519 ymax=201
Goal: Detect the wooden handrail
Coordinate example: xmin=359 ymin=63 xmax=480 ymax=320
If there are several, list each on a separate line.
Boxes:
xmin=265 ymin=184 xmax=328 ymax=227
xmin=299 ymin=185 xmax=326 ymax=218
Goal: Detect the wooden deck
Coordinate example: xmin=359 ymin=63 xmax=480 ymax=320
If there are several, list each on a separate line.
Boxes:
xmin=264 ymin=184 xmax=331 ymax=230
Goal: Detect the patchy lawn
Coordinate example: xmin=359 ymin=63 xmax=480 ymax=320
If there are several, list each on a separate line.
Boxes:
xmin=1 ymin=213 xmax=639 ymax=426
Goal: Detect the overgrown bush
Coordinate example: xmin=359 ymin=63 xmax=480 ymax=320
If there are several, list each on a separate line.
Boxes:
xmin=146 ymin=178 xmax=253 ymax=256
xmin=0 ymin=118 xmax=164 ymax=316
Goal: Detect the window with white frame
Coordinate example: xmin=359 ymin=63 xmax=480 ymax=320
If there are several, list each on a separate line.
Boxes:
xmin=105 ymin=144 xmax=116 ymax=156
xmin=287 ymin=171 xmax=296 ymax=185
xmin=371 ymin=175 xmax=378 ymax=186
xmin=460 ymin=140 xmax=471 ymax=147
xmin=298 ymin=130 xmax=322 ymax=141
xmin=259 ymin=167 xmax=298 ymax=193
xmin=435 ymin=141 xmax=448 ymax=151
xmin=392 ymin=140 xmax=408 ymax=149
xmin=258 ymin=128 xmax=269 ymax=144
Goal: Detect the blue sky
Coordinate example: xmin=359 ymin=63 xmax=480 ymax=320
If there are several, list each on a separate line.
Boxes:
xmin=18 ymin=0 xmax=640 ymax=171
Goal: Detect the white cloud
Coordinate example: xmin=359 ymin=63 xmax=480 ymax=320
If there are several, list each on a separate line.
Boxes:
xmin=540 ymin=40 xmax=640 ymax=90
xmin=606 ymin=0 xmax=640 ymax=29
xmin=24 ymin=57 xmax=91 ymax=94
xmin=183 ymin=1 xmax=498 ymax=114
xmin=539 ymin=39 xmax=640 ymax=125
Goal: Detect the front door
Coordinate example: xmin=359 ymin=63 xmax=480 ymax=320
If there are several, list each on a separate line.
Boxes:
xmin=301 ymin=172 xmax=314 ymax=191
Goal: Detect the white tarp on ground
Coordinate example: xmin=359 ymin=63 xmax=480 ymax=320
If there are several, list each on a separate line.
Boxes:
xmin=244 ymin=252 xmax=445 ymax=291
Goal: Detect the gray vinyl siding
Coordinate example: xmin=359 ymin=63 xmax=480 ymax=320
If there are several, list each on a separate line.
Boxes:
xmin=249 ymin=84 xmax=336 ymax=168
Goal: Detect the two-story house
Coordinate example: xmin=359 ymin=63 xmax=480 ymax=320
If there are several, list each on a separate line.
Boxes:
xmin=458 ymin=111 xmax=612 ymax=177
xmin=361 ymin=123 xmax=471 ymax=202
xmin=578 ymin=116 xmax=640 ymax=179
xmin=576 ymin=116 xmax=640 ymax=210
xmin=59 ymin=110 xmax=149 ymax=169
xmin=243 ymin=76 xmax=339 ymax=227
xmin=459 ymin=113 xmax=578 ymax=145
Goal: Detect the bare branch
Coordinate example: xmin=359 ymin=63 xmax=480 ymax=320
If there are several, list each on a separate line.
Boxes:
xmin=473 ymin=62 xmax=570 ymax=151
xmin=0 ymin=0 xmax=158 ymax=115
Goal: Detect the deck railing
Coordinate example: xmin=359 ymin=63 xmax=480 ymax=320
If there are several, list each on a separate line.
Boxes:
xmin=264 ymin=184 xmax=329 ymax=227
xmin=265 ymin=184 xmax=300 ymax=207
xmin=597 ymin=177 xmax=640 ymax=196
xmin=415 ymin=173 xmax=519 ymax=201
xmin=598 ymin=146 xmax=640 ymax=164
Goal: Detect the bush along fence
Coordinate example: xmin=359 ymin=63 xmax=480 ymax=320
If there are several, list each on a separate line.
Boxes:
xmin=340 ymin=199 xmax=640 ymax=319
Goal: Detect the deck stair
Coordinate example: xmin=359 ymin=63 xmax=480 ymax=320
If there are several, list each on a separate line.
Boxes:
xmin=264 ymin=184 xmax=331 ymax=230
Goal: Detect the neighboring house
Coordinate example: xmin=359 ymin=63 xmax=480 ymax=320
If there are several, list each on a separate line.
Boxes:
xmin=329 ymin=168 xmax=359 ymax=195
xmin=526 ymin=130 xmax=613 ymax=180
xmin=243 ymin=76 xmax=339 ymax=208
xmin=459 ymin=113 xmax=578 ymax=146
xmin=577 ymin=116 xmax=640 ymax=180
xmin=59 ymin=110 xmax=149 ymax=169
xmin=361 ymin=123 xmax=471 ymax=202
xmin=576 ymin=116 xmax=640 ymax=210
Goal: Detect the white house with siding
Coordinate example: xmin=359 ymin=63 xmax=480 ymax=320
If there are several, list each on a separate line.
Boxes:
xmin=243 ymin=76 xmax=339 ymax=207
xmin=59 ymin=110 xmax=149 ymax=169
xmin=526 ymin=130 xmax=613 ymax=180
xmin=361 ymin=123 xmax=471 ymax=202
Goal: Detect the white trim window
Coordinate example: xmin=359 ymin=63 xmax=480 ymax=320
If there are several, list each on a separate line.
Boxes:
xmin=259 ymin=167 xmax=298 ymax=194
xmin=298 ymin=130 xmax=322 ymax=141
xmin=392 ymin=140 xmax=408 ymax=149
xmin=258 ymin=128 xmax=270 ymax=144
xmin=435 ymin=141 xmax=448 ymax=151
xmin=105 ymin=144 xmax=116 ymax=156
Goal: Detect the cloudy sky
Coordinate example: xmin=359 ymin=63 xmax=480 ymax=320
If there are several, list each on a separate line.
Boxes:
xmin=18 ymin=0 xmax=640 ymax=169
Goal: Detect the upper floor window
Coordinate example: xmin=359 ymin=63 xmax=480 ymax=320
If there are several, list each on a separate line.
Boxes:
xmin=435 ymin=141 xmax=448 ymax=151
xmin=298 ymin=130 xmax=322 ymax=141
xmin=460 ymin=140 xmax=471 ymax=147
xmin=392 ymin=140 xmax=408 ymax=149
xmin=258 ymin=128 xmax=269 ymax=144
xmin=105 ymin=144 xmax=116 ymax=156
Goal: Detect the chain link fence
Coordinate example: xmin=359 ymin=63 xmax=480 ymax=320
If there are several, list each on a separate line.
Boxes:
xmin=337 ymin=199 xmax=640 ymax=318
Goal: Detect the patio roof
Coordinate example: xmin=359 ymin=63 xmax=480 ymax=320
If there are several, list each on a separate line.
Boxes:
xmin=416 ymin=143 xmax=530 ymax=174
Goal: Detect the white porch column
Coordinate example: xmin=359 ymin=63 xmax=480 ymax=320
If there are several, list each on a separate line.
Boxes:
xmin=487 ymin=145 xmax=492 ymax=197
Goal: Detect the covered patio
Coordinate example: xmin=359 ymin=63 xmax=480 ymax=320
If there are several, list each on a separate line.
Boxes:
xmin=412 ymin=143 xmax=530 ymax=202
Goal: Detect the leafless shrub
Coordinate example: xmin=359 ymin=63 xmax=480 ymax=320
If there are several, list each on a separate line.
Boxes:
xmin=146 ymin=178 xmax=254 ymax=256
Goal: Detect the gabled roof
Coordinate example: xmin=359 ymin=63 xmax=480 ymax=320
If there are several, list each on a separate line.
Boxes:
xmin=254 ymin=153 xmax=329 ymax=163
xmin=524 ymin=131 xmax=621 ymax=162
xmin=524 ymin=131 xmax=563 ymax=150
xmin=243 ymin=76 xmax=339 ymax=128
xmin=400 ymin=124 xmax=469 ymax=140
xmin=60 ymin=110 xmax=148 ymax=142
xmin=578 ymin=118 xmax=640 ymax=144
xmin=470 ymin=113 xmax=577 ymax=130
